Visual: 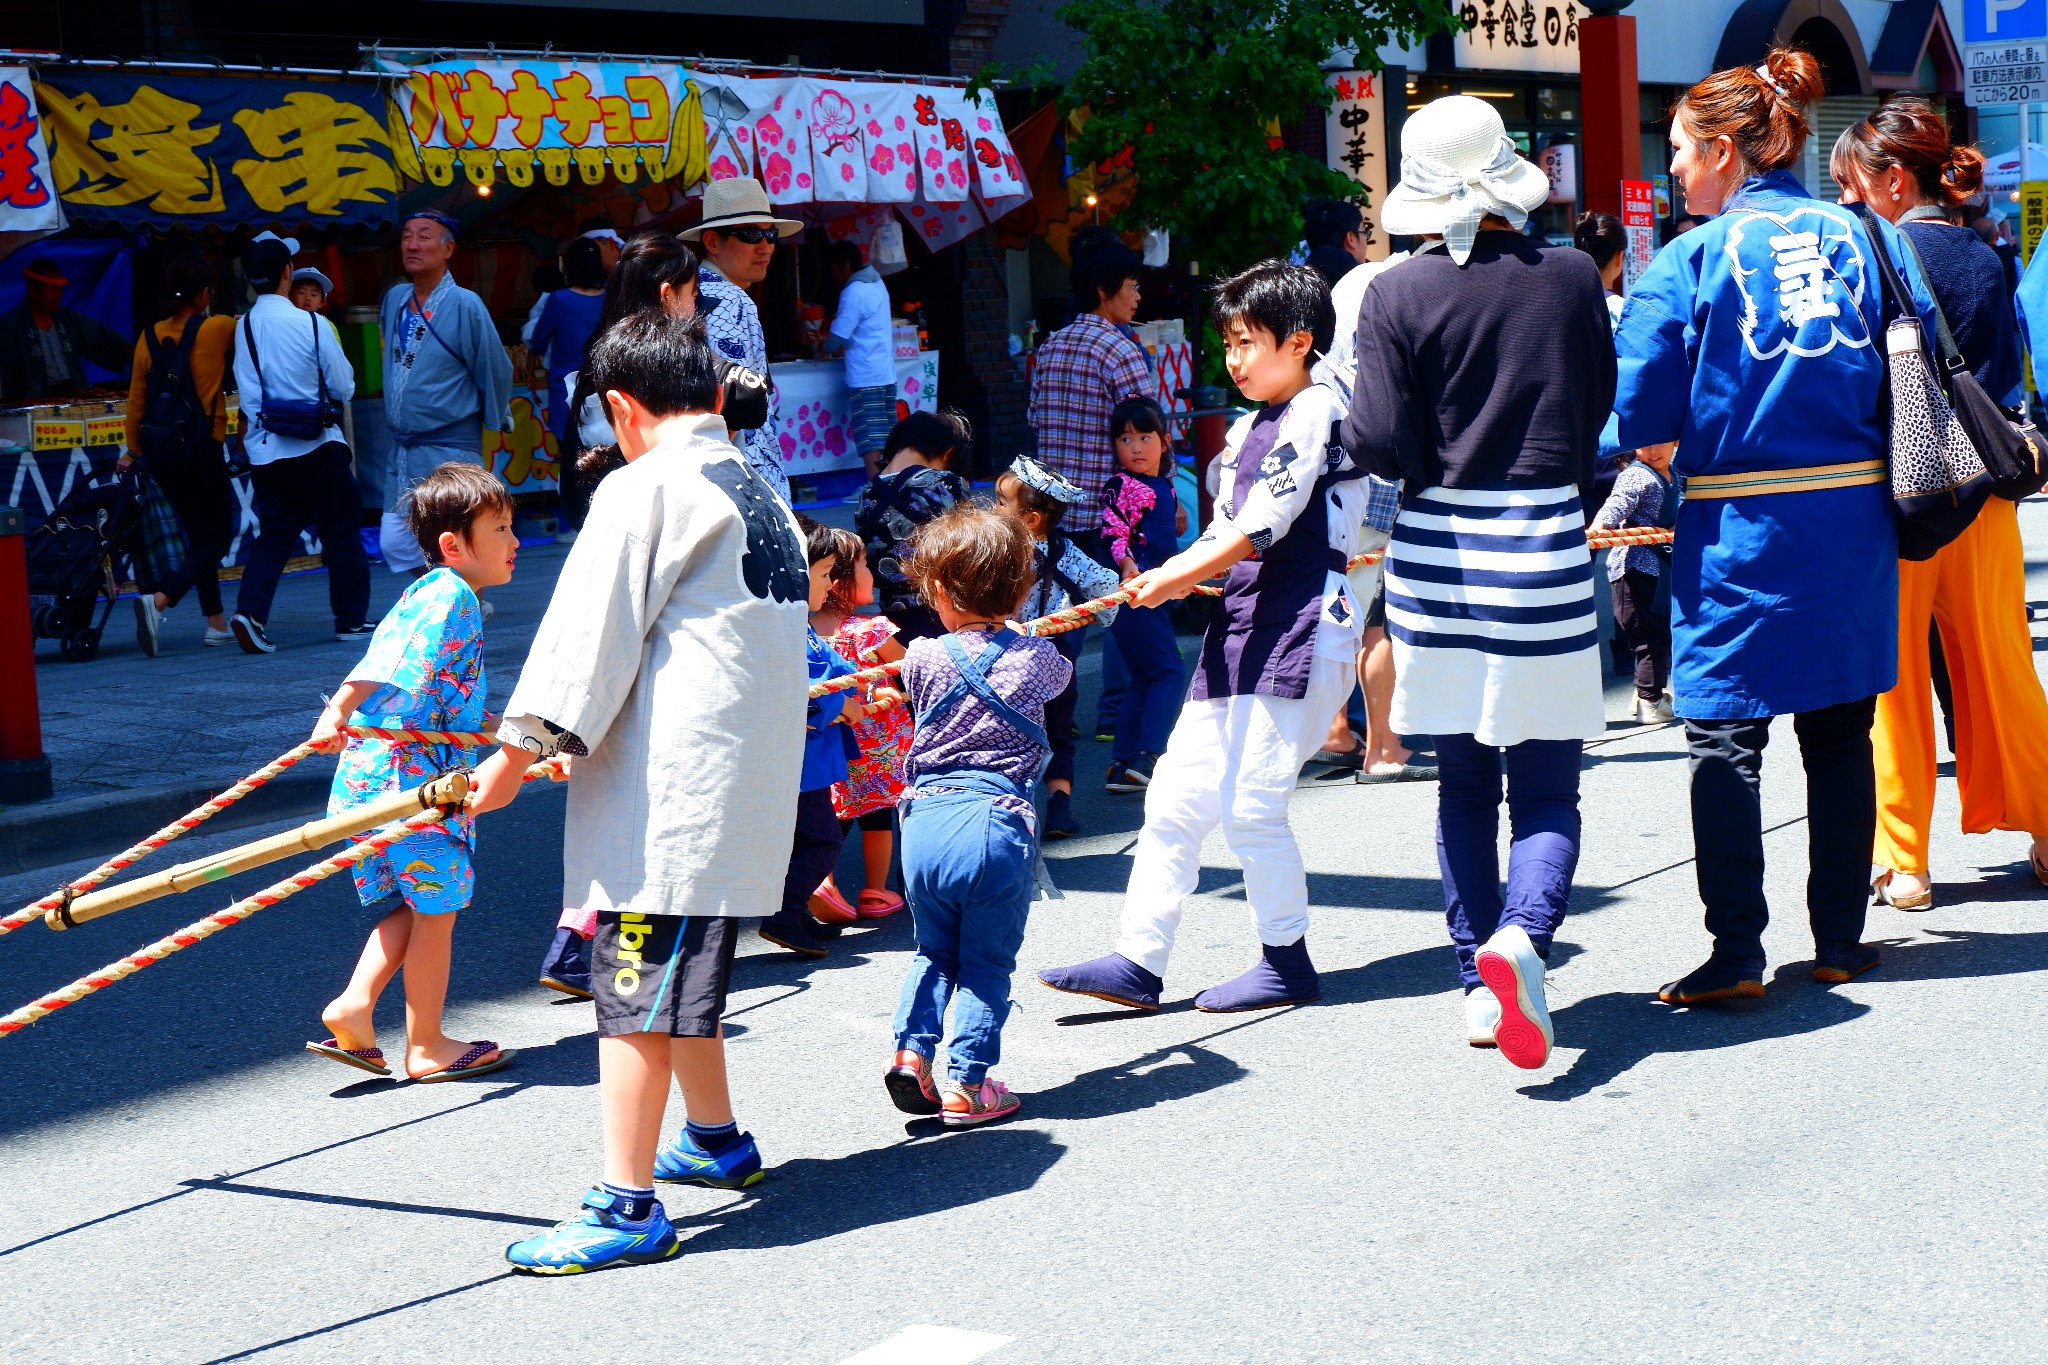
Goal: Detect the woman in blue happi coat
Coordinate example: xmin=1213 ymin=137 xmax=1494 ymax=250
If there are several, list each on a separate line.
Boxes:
xmin=1604 ymin=47 xmax=1942 ymax=1004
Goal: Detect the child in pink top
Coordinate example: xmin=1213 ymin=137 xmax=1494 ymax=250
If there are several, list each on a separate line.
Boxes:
xmin=813 ymin=529 xmax=912 ymax=918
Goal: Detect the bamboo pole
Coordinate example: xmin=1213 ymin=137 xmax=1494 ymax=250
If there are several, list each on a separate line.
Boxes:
xmin=46 ymin=771 xmax=473 ymax=931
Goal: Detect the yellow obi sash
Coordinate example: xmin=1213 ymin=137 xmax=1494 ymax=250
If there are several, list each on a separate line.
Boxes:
xmin=1685 ymin=459 xmax=1887 ymax=500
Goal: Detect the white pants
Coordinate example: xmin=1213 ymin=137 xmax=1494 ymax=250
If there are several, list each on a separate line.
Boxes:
xmin=379 ymin=508 xmax=428 ymax=574
xmin=1114 ymin=654 xmax=1355 ymax=977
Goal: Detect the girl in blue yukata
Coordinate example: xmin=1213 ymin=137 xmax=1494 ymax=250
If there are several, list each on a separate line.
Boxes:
xmin=305 ymin=463 xmax=522 ymax=1082
xmin=883 ymin=504 xmax=1071 ymax=1128
xmin=1038 ymin=260 xmax=1370 ymax=1015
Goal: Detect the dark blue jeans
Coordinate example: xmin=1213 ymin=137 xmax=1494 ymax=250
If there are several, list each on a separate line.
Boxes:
xmin=892 ymin=790 xmax=1035 ymax=1085
xmin=1435 ymin=734 xmax=1583 ymax=991
xmin=1108 ymin=603 xmax=1185 ymax=764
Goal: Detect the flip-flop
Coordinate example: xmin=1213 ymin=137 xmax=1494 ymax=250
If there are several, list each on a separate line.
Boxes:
xmin=1354 ymin=762 xmax=1438 ymax=785
xmin=857 ymin=889 xmax=906 ymax=918
xmin=306 ymin=1038 xmax=390 ymax=1076
xmin=413 ymin=1041 xmax=515 ymax=1083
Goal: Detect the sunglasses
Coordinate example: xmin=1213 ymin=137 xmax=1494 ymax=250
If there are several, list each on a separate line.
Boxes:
xmin=711 ymin=225 xmax=778 ymax=245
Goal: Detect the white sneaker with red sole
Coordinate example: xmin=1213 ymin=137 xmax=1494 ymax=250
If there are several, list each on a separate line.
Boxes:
xmin=1474 ymin=925 xmax=1553 ymax=1069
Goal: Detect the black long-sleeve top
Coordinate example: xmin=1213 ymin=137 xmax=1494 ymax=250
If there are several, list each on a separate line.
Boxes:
xmin=1341 ymin=231 xmax=1616 ymax=495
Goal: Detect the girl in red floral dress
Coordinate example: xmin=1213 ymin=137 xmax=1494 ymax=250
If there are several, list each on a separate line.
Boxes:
xmin=811 ymin=528 xmax=912 ymax=919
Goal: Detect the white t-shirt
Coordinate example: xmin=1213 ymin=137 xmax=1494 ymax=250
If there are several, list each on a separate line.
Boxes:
xmin=1313 ymin=251 xmax=1410 ymax=405
xmin=830 ymin=272 xmax=895 ymax=390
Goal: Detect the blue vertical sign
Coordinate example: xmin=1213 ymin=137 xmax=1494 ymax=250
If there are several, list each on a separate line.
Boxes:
xmin=1967 ymin=0 xmax=2048 ymax=44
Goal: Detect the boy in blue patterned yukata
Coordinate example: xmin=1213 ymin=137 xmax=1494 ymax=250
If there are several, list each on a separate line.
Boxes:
xmin=304 ymin=463 xmax=521 ymax=1083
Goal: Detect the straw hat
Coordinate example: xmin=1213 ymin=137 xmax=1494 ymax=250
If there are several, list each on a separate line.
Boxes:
xmin=680 ymin=177 xmax=803 ymax=243
xmin=1380 ymin=95 xmax=1550 ymax=264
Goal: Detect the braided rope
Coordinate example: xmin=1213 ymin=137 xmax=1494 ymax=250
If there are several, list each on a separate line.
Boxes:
xmin=341 ymin=725 xmax=501 ymax=747
xmin=0 ymin=809 xmax=446 ymax=1038
xmin=0 ymin=739 xmax=337 ymax=940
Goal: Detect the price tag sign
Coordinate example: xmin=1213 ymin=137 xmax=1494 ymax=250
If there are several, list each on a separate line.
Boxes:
xmin=83 ymin=415 xmax=125 ymax=446
xmin=1965 ymin=41 xmax=2047 ymax=106
xmin=32 ymin=419 xmax=83 ymax=451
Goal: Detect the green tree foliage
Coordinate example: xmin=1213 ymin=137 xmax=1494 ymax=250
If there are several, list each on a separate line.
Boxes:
xmin=1056 ymin=0 xmax=1456 ymax=275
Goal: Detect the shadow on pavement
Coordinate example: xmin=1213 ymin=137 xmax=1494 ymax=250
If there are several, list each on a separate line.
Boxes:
xmin=1027 ymin=1041 xmax=1248 ymax=1121
xmin=1515 ymin=930 xmax=2048 ymax=1102
xmin=674 ymin=1127 xmax=1065 ymax=1254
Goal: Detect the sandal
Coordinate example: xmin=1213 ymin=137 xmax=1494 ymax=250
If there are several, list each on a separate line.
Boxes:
xmin=1871 ymin=870 xmax=1933 ymax=912
xmin=413 ymin=1040 xmax=516 ymax=1083
xmin=306 ymin=1038 xmax=390 ymax=1076
xmin=808 ymin=882 xmax=859 ymax=925
xmin=857 ymin=889 xmax=905 ymax=918
xmin=1304 ymin=727 xmax=1366 ymax=771
xmin=2031 ymin=844 xmax=2048 ymax=888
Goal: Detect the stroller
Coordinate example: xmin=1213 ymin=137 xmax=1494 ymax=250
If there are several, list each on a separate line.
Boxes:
xmin=25 ymin=473 xmax=144 ymax=662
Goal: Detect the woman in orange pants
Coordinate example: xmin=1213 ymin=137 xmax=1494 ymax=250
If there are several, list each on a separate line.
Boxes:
xmin=1835 ymin=103 xmax=2048 ymax=908
xmin=1871 ymin=497 xmax=2048 ymax=906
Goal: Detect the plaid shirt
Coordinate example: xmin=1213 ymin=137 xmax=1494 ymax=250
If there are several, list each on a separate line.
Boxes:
xmin=1027 ymin=313 xmax=1152 ymax=520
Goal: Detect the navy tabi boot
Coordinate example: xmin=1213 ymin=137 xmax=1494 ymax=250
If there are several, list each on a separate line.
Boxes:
xmin=1192 ymin=939 xmax=1321 ymax=1013
xmin=1037 ymin=953 xmax=1163 ymax=1011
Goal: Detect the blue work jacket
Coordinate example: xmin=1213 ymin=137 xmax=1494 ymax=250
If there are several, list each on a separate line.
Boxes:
xmin=1604 ymin=171 xmax=1940 ymax=719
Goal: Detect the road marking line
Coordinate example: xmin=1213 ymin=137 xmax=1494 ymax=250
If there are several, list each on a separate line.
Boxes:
xmin=836 ymin=1324 xmax=1013 ymax=1365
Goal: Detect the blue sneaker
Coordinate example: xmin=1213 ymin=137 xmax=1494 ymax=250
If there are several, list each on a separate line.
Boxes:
xmin=504 ymin=1188 xmax=678 ymax=1275
xmin=653 ymin=1128 xmax=764 ymax=1189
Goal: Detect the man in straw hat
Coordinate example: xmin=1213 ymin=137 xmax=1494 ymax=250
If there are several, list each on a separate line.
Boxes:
xmin=681 ymin=178 xmax=803 ymax=502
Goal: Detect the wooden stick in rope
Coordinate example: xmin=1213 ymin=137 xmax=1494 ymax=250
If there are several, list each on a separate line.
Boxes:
xmin=46 ymin=771 xmax=473 ymax=932
xmin=0 ymin=739 xmax=337 ymax=941
xmin=0 ymin=810 xmax=446 ymax=1038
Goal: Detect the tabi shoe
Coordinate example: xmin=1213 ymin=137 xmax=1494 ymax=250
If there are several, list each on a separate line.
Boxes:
xmin=230 ymin=613 xmax=274 ymax=654
xmin=1036 ymin=953 xmax=1163 ymax=1011
xmin=504 ymin=1188 xmax=678 ymax=1275
xmin=1193 ymin=939 xmax=1321 ymax=1013
xmin=653 ymin=1128 xmax=764 ymax=1189
xmin=1043 ymin=789 xmax=1081 ymax=840
xmin=1657 ymin=954 xmax=1767 ymax=1005
xmin=941 ymin=1076 xmax=1022 ymax=1128
xmin=1871 ymin=870 xmax=1933 ymax=912
xmin=758 ymin=911 xmax=830 ymax=958
xmin=1812 ymin=940 xmax=1881 ymax=985
xmin=537 ymin=926 xmax=593 ymax=1000
xmin=1465 ymin=988 xmax=1501 ymax=1048
xmin=884 ymin=1047 xmax=942 ymax=1115
xmin=1474 ymin=925 xmax=1553 ymax=1069
xmin=133 ymin=595 xmax=162 ymax=657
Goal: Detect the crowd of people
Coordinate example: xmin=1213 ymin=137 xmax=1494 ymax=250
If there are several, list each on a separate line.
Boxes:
xmin=109 ymin=42 xmax=2033 ymax=1277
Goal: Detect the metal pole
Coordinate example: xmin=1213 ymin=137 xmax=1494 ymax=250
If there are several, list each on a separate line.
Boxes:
xmin=0 ymin=507 xmax=53 ymax=805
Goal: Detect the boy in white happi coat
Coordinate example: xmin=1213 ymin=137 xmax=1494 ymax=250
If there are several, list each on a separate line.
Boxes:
xmin=1039 ymin=260 xmax=1370 ymax=1012
xmin=468 ymin=312 xmax=811 ymax=1275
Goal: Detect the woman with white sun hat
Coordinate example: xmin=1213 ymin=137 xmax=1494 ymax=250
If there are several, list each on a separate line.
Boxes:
xmin=1342 ymin=93 xmax=1616 ymax=1071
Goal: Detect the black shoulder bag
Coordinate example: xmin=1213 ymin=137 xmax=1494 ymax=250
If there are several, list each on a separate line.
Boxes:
xmin=243 ymin=308 xmax=344 ymax=442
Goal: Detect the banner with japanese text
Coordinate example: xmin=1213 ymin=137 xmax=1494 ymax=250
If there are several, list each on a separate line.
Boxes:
xmin=0 ymin=67 xmax=66 ymax=245
xmin=386 ymin=59 xmax=707 ymax=189
xmin=1621 ymin=179 xmax=1654 ymax=289
xmin=1454 ymin=1 xmax=1582 ymax=75
xmin=1323 ymin=70 xmax=1391 ymax=262
xmin=33 ymin=72 xmax=400 ymax=228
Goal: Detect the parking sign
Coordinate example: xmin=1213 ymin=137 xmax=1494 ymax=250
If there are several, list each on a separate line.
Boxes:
xmin=1966 ymin=0 xmax=2048 ymax=44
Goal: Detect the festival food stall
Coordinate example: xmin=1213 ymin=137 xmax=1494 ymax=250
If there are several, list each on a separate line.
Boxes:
xmin=1 ymin=52 xmax=1031 ymax=540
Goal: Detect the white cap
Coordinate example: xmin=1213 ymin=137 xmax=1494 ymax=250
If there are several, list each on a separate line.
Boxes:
xmin=580 ymin=227 xmax=625 ymax=245
xmin=251 ymin=230 xmax=301 ymax=255
xmin=290 ymin=266 xmax=334 ymax=296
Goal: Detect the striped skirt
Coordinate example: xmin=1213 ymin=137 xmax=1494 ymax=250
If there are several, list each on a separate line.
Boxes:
xmin=1384 ymin=484 xmax=1606 ymax=747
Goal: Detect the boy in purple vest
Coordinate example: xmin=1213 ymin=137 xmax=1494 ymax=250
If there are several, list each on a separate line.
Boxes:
xmin=1039 ymin=260 xmax=1369 ymax=1012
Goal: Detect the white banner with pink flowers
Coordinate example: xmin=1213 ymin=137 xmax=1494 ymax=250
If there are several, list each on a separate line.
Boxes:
xmin=705 ymin=74 xmax=1024 ymax=214
xmin=775 ymin=352 xmax=940 ymax=477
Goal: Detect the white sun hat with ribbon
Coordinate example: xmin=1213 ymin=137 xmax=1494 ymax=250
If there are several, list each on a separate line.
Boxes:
xmin=1380 ymin=95 xmax=1551 ymax=265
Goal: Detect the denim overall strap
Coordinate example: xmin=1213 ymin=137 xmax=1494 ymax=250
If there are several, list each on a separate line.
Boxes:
xmin=935 ymin=630 xmax=1049 ymax=753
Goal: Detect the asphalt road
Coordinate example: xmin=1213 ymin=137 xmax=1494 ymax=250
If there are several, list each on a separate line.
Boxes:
xmin=2 ymin=516 xmax=2046 ymax=1363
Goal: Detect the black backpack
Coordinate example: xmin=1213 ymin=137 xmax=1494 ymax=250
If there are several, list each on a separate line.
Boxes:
xmin=136 ymin=316 xmax=208 ymax=470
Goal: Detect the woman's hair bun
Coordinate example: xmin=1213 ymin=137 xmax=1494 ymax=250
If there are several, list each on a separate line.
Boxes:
xmin=1942 ymin=144 xmax=1987 ymax=205
xmin=1761 ymin=46 xmax=1827 ymax=107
